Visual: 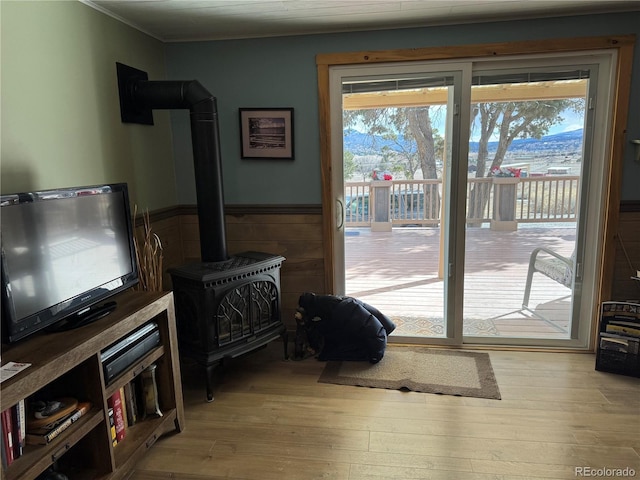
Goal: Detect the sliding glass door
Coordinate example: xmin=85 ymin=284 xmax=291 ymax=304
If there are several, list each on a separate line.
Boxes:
xmin=330 ymin=53 xmax=613 ymax=347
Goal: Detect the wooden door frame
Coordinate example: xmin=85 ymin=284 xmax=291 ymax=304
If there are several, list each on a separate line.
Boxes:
xmin=316 ymin=35 xmax=635 ymax=347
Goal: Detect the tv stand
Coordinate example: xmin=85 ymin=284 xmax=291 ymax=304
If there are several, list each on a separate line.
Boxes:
xmin=45 ymin=301 xmax=118 ymax=333
xmin=0 ymin=290 xmax=184 ymax=480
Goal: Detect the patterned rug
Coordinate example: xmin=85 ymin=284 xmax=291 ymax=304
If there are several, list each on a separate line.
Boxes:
xmin=391 ymin=315 xmax=499 ymax=337
xmin=318 ymin=346 xmax=501 ymax=400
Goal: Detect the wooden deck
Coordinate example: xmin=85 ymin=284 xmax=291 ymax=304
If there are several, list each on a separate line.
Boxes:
xmin=345 ymin=225 xmax=576 ymax=341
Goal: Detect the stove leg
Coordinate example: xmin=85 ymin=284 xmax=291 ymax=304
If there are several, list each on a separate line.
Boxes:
xmin=205 ymin=362 xmax=219 ymax=402
xmin=281 ymin=329 xmax=289 ymax=360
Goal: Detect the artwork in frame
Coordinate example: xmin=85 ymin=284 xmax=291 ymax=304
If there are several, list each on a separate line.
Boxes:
xmin=239 ymin=108 xmax=294 ymax=159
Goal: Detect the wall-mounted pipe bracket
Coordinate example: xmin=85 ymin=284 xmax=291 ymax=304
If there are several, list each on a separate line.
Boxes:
xmin=116 ymin=62 xmax=154 ymax=125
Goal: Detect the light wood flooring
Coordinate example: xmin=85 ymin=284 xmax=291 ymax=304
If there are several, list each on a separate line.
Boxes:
xmin=130 ymin=342 xmax=640 ymax=480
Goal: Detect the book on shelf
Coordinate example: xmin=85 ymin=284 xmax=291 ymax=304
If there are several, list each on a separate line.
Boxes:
xmin=11 ymin=400 xmax=25 ymax=458
xmin=141 ymin=364 xmax=163 ymax=418
xmin=108 ymin=408 xmax=117 ymax=447
xmin=123 ymin=381 xmax=138 ymax=427
xmin=1 ymin=408 xmax=15 ymax=466
xmin=119 ymin=386 xmax=128 ymax=433
xmin=25 ymin=401 xmax=92 ymax=446
xmin=0 ymin=418 xmax=6 ymax=468
xmin=108 ymin=390 xmax=126 ymax=443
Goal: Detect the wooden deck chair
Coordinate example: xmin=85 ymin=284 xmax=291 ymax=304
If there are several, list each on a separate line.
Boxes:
xmin=522 ymin=247 xmax=575 ymax=323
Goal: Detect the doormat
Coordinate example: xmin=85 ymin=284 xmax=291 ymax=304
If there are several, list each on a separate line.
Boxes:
xmin=391 ymin=316 xmax=499 ymax=337
xmin=318 ymin=346 xmax=501 ymax=400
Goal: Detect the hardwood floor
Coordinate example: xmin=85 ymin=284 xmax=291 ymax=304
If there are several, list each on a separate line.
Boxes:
xmin=130 ymin=342 xmax=640 ymax=480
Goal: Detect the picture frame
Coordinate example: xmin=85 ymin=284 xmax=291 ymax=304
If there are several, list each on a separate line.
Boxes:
xmin=239 ymin=108 xmax=294 ymax=159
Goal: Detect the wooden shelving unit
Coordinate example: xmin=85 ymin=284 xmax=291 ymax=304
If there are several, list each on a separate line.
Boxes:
xmin=1 ymin=291 xmax=184 ymax=480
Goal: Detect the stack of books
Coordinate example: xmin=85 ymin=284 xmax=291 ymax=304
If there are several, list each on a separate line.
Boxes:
xmin=1 ymin=400 xmax=26 ymax=467
xmin=24 ymin=398 xmax=92 ymax=446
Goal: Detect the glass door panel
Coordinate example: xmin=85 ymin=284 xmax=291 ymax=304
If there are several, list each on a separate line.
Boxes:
xmin=462 ymin=67 xmax=592 ymax=343
xmin=337 ymin=66 xmax=465 ymax=343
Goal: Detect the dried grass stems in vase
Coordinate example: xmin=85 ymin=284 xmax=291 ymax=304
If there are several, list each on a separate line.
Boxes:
xmin=133 ymin=206 xmax=164 ymax=292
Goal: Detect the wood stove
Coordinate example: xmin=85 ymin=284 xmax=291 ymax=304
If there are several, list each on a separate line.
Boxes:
xmin=170 ymin=252 xmax=287 ymax=401
xmin=116 ymin=63 xmax=289 ymax=402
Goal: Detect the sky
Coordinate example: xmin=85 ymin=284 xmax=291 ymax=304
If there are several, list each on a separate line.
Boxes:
xmin=351 ymin=105 xmax=585 ymax=142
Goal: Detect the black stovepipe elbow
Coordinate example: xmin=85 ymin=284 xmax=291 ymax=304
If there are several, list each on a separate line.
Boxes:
xmin=128 ymin=79 xmax=228 ymax=263
xmin=130 ymin=79 xmax=212 ymax=111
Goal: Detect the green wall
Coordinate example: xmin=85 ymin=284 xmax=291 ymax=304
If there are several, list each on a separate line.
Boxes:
xmin=1 ymin=1 xmax=176 ymax=211
xmin=165 ymin=12 xmax=640 ymax=205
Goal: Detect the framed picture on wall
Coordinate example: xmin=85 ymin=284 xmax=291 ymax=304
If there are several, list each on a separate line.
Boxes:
xmin=239 ymin=108 xmax=294 ymax=159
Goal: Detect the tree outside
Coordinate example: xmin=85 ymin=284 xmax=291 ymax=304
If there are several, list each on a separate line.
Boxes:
xmin=343 ymin=96 xmax=585 ymax=225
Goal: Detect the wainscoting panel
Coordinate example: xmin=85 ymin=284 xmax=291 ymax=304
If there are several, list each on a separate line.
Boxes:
xmin=226 ymin=211 xmax=325 ymax=328
xmin=145 ymin=206 xmax=325 ymax=331
xmin=140 ymin=203 xmax=637 ymax=334
xmin=612 ymin=205 xmax=640 ymax=301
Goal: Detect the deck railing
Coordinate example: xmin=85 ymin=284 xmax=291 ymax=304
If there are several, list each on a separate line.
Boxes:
xmin=345 ymin=175 xmax=579 ymax=228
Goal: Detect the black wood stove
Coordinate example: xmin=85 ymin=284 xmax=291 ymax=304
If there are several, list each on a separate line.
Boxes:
xmin=169 ymin=252 xmax=287 ymax=401
xmin=116 ymin=63 xmax=288 ymax=402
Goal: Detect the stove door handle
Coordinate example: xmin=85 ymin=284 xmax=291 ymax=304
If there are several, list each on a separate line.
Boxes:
xmin=336 ymin=199 xmax=344 ymax=230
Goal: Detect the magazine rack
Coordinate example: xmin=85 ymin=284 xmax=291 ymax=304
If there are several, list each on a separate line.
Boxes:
xmin=595 ymin=301 xmax=640 ymax=378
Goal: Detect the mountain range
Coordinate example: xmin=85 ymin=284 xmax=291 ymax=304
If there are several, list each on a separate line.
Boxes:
xmin=344 ymin=128 xmax=584 ymax=155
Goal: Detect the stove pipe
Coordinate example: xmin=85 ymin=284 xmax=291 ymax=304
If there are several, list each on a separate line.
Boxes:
xmin=117 ymin=64 xmax=227 ymax=263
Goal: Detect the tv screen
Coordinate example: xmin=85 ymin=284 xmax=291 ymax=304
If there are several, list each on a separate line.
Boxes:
xmin=1 ymin=183 xmax=139 ymax=343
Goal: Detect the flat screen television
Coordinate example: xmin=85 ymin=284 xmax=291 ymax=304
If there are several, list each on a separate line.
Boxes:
xmin=1 ymin=183 xmax=139 ymax=343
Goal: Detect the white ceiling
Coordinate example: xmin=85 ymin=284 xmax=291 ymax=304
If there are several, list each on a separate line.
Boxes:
xmin=83 ymin=0 xmax=640 ymax=42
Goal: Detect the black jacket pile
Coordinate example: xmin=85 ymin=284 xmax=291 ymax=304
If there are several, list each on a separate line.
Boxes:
xmin=297 ymin=292 xmax=396 ymax=363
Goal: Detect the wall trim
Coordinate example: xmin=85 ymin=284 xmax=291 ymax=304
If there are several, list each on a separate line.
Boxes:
xmin=136 ymin=200 xmax=635 ymax=223
xmin=137 ymin=204 xmax=323 ymax=224
xmin=620 ymin=200 xmax=640 ymax=213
